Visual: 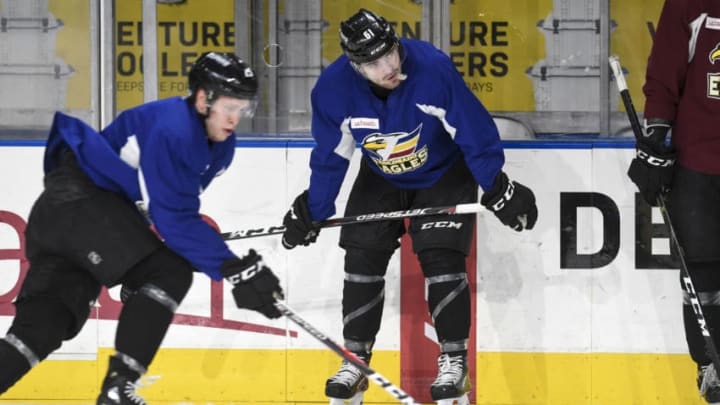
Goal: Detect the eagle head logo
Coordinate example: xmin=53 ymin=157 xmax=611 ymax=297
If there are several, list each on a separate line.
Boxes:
xmin=361 ymin=124 xmax=423 ymax=161
xmin=710 ymin=43 xmax=720 ymax=64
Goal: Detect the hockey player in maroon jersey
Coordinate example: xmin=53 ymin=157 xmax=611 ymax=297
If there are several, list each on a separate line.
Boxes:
xmin=628 ymin=0 xmax=720 ymax=402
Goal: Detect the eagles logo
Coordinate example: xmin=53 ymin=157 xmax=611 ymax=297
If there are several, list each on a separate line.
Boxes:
xmin=708 ymin=43 xmax=720 ymax=98
xmin=710 ymin=43 xmax=720 ymax=64
xmin=361 ymin=124 xmax=428 ymax=174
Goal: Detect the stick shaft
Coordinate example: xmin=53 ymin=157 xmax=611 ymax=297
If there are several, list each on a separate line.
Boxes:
xmin=609 ymin=55 xmax=644 ymax=137
xmin=222 ymin=202 xmax=484 ymax=241
xmin=273 ymin=300 xmax=420 ymax=404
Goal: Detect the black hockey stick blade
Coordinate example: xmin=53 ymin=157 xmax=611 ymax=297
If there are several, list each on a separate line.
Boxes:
xmin=609 ymin=55 xmax=720 ymax=374
xmin=222 ymin=202 xmax=484 ymax=241
xmin=273 ymin=298 xmax=420 ymax=404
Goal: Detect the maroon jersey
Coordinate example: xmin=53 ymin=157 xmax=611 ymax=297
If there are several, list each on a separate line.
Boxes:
xmin=644 ymin=0 xmax=720 ymax=174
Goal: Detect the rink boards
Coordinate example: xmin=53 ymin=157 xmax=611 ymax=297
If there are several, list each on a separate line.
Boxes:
xmin=0 ymin=140 xmax=705 ymax=404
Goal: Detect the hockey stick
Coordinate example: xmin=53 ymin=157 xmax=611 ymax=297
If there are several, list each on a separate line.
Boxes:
xmin=609 ymin=55 xmax=720 ymax=373
xmin=273 ymin=298 xmax=420 ymax=404
xmin=221 ymin=202 xmax=484 ymax=241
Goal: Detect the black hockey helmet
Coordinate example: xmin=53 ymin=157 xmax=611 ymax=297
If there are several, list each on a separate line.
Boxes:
xmin=189 ymin=52 xmax=258 ymax=100
xmin=339 ymin=9 xmax=399 ymax=64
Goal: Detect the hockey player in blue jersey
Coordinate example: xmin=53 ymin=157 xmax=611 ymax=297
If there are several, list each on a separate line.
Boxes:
xmin=0 ymin=52 xmax=283 ymax=405
xmin=280 ymin=8 xmax=538 ymax=405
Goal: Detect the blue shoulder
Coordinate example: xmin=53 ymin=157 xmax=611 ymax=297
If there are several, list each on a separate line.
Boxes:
xmin=311 ymin=55 xmax=356 ymax=112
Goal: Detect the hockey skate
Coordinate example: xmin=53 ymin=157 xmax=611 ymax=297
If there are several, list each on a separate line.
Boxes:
xmin=430 ymin=353 xmax=470 ymax=405
xmin=698 ymin=364 xmax=720 ymax=404
xmin=96 ymin=372 xmax=147 ymax=405
xmin=325 ymin=354 xmax=370 ymax=405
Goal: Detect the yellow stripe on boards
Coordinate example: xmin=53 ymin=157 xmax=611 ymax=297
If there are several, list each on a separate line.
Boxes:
xmin=0 ymin=356 xmax=97 ymax=399
xmin=0 ymin=349 xmax=708 ymax=404
xmin=476 ymin=352 xmax=703 ymax=404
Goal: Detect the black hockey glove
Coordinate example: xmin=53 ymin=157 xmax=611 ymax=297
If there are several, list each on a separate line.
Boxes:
xmin=281 ymin=190 xmax=321 ymax=249
xmin=627 ymin=118 xmax=676 ymax=206
xmin=221 ymin=249 xmax=283 ymax=319
xmin=481 ymin=171 xmax=538 ymax=231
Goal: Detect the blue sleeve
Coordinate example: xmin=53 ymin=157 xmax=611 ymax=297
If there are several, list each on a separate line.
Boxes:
xmin=439 ymin=57 xmax=504 ymax=191
xmin=141 ymin=131 xmax=235 ymax=280
xmin=307 ymin=85 xmax=354 ymax=221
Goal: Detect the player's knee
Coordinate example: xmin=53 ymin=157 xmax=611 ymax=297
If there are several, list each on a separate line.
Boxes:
xmin=419 ymin=248 xmax=469 ymax=317
xmin=8 ymin=298 xmax=74 ymax=362
xmin=418 ymin=248 xmax=466 ymax=278
xmin=342 ymin=247 xmax=388 ymax=307
xmin=344 ymin=247 xmax=393 ymax=277
xmin=684 ymin=261 xmax=720 ymax=306
xmin=125 ymin=248 xmax=194 ymax=309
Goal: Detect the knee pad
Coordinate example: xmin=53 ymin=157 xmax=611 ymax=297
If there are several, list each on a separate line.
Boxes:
xmin=137 ymin=284 xmax=181 ymax=313
xmin=18 ymin=255 xmax=100 ymax=340
xmin=341 ymin=248 xmax=393 ymax=341
xmin=418 ymin=248 xmax=466 ymax=278
xmin=683 ymin=261 xmax=720 ymax=295
xmin=418 ymin=248 xmax=470 ymax=342
xmin=344 ymin=247 xmax=393 ymax=277
xmin=122 ymin=248 xmax=194 ymax=310
xmin=8 ymin=297 xmax=74 ymax=362
xmin=681 ymin=261 xmax=720 ymax=308
xmin=113 ymin=251 xmax=192 ymax=368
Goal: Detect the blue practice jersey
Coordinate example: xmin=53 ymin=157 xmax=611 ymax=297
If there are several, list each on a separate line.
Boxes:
xmin=307 ymin=38 xmax=504 ymax=221
xmin=44 ymin=97 xmax=236 ymax=280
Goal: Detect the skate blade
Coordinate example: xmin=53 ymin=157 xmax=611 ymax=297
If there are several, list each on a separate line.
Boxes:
xmin=436 ymin=393 xmax=469 ymax=405
xmin=328 ymin=391 xmax=364 ymax=405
